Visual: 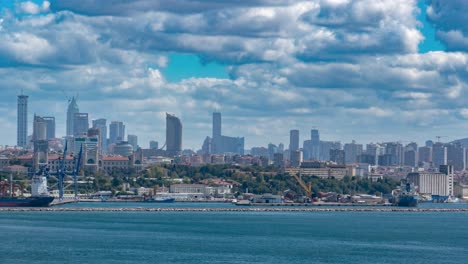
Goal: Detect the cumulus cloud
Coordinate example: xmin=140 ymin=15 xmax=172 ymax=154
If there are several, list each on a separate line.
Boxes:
xmin=426 ymin=0 xmax=468 ymax=51
xmin=0 ymin=0 xmax=466 ymax=148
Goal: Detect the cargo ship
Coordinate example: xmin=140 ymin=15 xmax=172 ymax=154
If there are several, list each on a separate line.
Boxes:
xmin=392 ymin=183 xmax=419 ymax=207
xmin=0 ymin=173 xmax=54 ymax=207
xmin=144 ymin=195 xmax=175 ymax=203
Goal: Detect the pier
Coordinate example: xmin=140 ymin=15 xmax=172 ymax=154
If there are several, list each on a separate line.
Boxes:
xmin=1 ymin=207 xmax=468 ymax=212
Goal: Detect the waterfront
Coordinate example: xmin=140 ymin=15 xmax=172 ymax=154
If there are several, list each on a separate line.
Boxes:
xmin=1 ymin=206 xmax=467 ymax=263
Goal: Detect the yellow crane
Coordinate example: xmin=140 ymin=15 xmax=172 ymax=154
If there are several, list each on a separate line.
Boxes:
xmin=290 ymin=173 xmax=312 ymax=198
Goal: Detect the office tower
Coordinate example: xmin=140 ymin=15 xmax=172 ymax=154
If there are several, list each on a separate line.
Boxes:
xmin=302 ymin=140 xmax=312 ymax=160
xmin=418 ymin=146 xmax=432 ymax=164
xmin=289 ymin=129 xmax=299 ymax=153
xmin=268 ymin=143 xmax=278 ymax=160
xmin=344 ymin=140 xmax=363 ymax=164
xmin=66 ymin=97 xmax=79 ymax=136
xmin=42 ymin=116 xmax=55 ymax=139
xmin=166 ymin=113 xmax=182 ymax=157
xmin=109 ymin=121 xmax=125 ymax=145
xmin=212 ymin=112 xmax=222 ymax=154
xmin=319 ymin=141 xmax=340 ymax=161
xmin=92 ymin=118 xmax=107 ymax=154
xmin=425 ymin=140 xmax=434 ymax=148
xmin=210 ymin=112 xmax=244 ymax=155
xmin=17 ymin=94 xmax=28 ymax=147
xmin=432 ymin=142 xmax=447 ymax=168
xmin=273 ymin=153 xmax=284 ymax=168
xmin=310 ymin=129 xmax=320 ymax=160
xmin=330 ymin=149 xmax=345 ymax=165
xmin=73 ymin=113 xmax=89 ymax=136
xmin=290 ymin=150 xmax=303 ymax=167
xmin=33 ymin=115 xmax=48 ymax=169
xmin=278 ymin=143 xmax=284 ymax=153
xmin=213 ymin=112 xmax=221 ymax=139
xmin=201 ymin=136 xmax=212 ymax=155
xmin=128 ymin=134 xmax=138 ymax=150
xmin=150 ymin=141 xmax=159 ymax=149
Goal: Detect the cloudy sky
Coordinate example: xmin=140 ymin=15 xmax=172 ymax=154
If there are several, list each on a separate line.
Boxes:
xmin=0 ymin=0 xmax=467 ymax=150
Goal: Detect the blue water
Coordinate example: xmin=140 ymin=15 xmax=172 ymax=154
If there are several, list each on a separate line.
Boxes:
xmin=1 ymin=208 xmax=467 ymax=264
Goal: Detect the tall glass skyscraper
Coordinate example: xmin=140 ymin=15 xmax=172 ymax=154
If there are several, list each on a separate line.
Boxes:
xmin=289 ymin=130 xmax=299 ymax=152
xmin=17 ymin=94 xmax=28 ymax=148
xmin=166 ymin=113 xmax=182 ymax=157
xmin=92 ymin=118 xmax=108 ymax=154
xmin=66 ymin=97 xmax=79 ymax=136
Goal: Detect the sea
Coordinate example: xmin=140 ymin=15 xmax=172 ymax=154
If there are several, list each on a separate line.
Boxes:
xmin=1 ymin=202 xmax=468 ymax=264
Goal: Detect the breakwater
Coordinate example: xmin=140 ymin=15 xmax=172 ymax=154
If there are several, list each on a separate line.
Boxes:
xmin=1 ymin=207 xmax=468 ymax=212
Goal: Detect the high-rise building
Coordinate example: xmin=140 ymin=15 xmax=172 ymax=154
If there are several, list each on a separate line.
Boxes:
xmin=432 ymin=142 xmax=447 ymax=168
xmin=92 ymin=118 xmax=107 ymax=154
xmin=319 ymin=141 xmax=340 ymax=161
xmin=166 ymin=113 xmax=182 ymax=157
xmin=418 ymin=146 xmax=432 ymax=164
xmin=344 ymin=140 xmax=363 ymax=164
xmin=150 ymin=141 xmax=159 ymax=149
xmin=385 ymin=142 xmax=404 ymax=166
xmin=310 ymin=129 xmax=320 ymax=160
xmin=330 ymin=149 xmax=345 ymax=165
xmin=73 ymin=113 xmax=89 ymax=136
xmin=42 ymin=116 xmax=55 ymax=140
xmin=66 ymin=97 xmax=79 ymax=136
xmin=17 ymin=94 xmax=28 ymax=148
xmin=289 ymin=129 xmax=299 ymax=154
xmin=446 ymin=143 xmax=465 ymax=171
xmin=109 ymin=121 xmax=125 ymax=145
xmin=213 ymin=112 xmax=221 ymax=139
xmin=210 ymin=112 xmax=244 ymax=155
xmin=290 ymin=150 xmax=303 ymax=167
xmin=32 ymin=115 xmax=48 ymax=169
xmin=127 ymin=134 xmax=138 ymax=150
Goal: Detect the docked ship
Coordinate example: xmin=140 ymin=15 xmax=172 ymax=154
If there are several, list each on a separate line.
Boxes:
xmin=144 ymin=195 xmax=175 ymax=203
xmin=392 ymin=183 xmax=419 ymax=207
xmin=0 ymin=173 xmax=54 ymax=207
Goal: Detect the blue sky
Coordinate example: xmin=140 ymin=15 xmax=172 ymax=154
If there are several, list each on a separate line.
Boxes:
xmin=0 ymin=0 xmax=467 ymax=150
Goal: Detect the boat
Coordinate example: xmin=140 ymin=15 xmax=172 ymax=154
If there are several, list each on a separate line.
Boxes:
xmin=144 ymin=196 xmax=175 ymax=203
xmin=234 ymin=199 xmax=251 ymax=206
xmin=0 ymin=173 xmax=54 ymax=207
xmin=393 ymin=183 xmax=419 ymax=207
xmin=0 ymin=196 xmax=54 ymax=207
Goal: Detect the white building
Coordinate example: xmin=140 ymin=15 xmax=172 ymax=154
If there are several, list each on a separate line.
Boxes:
xmin=407 ymin=169 xmax=454 ymax=196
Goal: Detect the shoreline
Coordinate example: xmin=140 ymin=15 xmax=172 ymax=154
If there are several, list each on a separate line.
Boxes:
xmin=1 ymin=207 xmax=468 ymax=212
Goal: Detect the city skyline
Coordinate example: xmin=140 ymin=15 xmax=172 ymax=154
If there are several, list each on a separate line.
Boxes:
xmin=0 ymin=1 xmax=467 ymax=149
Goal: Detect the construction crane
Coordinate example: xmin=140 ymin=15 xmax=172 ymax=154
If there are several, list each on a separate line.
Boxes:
xmin=73 ymin=145 xmax=83 ymax=200
xmin=436 ymin=136 xmax=448 ymax=143
xmin=290 ymin=173 xmax=312 ymax=200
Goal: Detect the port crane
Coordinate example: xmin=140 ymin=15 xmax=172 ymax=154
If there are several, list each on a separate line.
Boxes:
xmin=290 ymin=173 xmax=312 ymax=199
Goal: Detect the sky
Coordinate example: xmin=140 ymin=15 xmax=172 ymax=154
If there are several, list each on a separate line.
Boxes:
xmin=0 ymin=0 xmax=467 ymax=150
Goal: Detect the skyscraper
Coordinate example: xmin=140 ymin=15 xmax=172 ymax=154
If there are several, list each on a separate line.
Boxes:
xmin=289 ymin=130 xmax=299 ymax=152
xmin=73 ymin=113 xmax=89 ymax=136
xmin=310 ymin=129 xmax=320 ymax=160
xmin=128 ymin=134 xmax=138 ymax=150
xmin=92 ymin=118 xmax=108 ymax=154
xmin=17 ymin=94 xmax=28 ymax=147
xmin=43 ymin=116 xmax=55 ymax=139
xmin=66 ymin=97 xmax=79 ymax=136
xmin=166 ymin=113 xmax=182 ymax=157
xmin=210 ymin=112 xmax=244 ymax=155
xmin=213 ymin=112 xmax=221 ymax=139
xmin=109 ymin=121 xmax=125 ymax=145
